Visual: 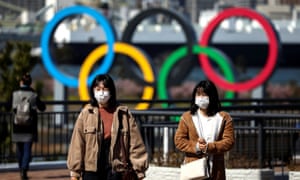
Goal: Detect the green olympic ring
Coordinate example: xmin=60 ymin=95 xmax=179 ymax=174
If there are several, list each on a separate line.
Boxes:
xmin=158 ymin=45 xmax=235 ymax=108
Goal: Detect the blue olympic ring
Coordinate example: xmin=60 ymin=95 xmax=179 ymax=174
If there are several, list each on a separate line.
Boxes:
xmin=41 ymin=5 xmax=115 ymax=87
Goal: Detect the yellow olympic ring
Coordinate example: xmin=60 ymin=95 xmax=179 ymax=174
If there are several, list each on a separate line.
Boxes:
xmin=79 ymin=42 xmax=155 ymax=110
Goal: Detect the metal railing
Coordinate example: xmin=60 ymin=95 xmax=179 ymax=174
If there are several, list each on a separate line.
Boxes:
xmin=0 ymin=102 xmax=299 ymax=176
xmin=132 ymin=111 xmax=300 ymax=170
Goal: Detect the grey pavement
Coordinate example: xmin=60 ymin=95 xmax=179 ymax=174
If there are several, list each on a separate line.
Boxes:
xmin=0 ymin=161 xmax=296 ymax=180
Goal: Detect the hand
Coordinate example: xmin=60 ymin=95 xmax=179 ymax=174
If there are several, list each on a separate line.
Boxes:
xmin=198 ymin=138 xmax=207 ymax=152
xmin=71 ymin=177 xmax=79 ymax=180
xmin=198 ymin=138 xmax=206 ymax=144
xmin=199 ymin=143 xmax=207 ymax=151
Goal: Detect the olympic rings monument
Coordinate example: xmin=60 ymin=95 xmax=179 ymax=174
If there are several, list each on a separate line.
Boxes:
xmin=40 ymin=5 xmax=281 ymax=111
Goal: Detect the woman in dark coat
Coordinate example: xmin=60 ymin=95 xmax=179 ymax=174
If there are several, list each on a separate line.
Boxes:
xmin=12 ymin=73 xmax=46 ymax=180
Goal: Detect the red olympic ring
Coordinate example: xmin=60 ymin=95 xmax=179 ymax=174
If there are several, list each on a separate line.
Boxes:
xmin=199 ymin=7 xmax=280 ymax=92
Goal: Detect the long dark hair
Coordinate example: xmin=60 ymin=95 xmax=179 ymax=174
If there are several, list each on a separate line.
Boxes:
xmin=190 ymin=80 xmax=221 ymax=116
xmin=89 ymin=74 xmax=117 ymax=108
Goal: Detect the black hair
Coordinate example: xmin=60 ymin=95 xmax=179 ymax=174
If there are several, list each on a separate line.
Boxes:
xmin=89 ymin=74 xmax=117 ymax=108
xmin=190 ymin=80 xmax=221 ymax=116
xmin=21 ymin=73 xmax=32 ymax=86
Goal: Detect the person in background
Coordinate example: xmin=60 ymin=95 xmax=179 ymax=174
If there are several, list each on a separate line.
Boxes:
xmin=11 ymin=73 xmax=46 ymax=180
xmin=174 ymin=80 xmax=235 ymax=180
xmin=67 ymin=74 xmax=148 ymax=180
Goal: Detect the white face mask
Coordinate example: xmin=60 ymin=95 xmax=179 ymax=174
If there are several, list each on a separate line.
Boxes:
xmin=195 ymin=96 xmax=209 ymax=109
xmin=94 ymin=90 xmax=110 ymax=104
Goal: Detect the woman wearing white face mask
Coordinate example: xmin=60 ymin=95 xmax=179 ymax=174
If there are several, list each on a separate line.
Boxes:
xmin=174 ymin=80 xmax=235 ymax=180
xmin=67 ymin=74 xmax=148 ymax=180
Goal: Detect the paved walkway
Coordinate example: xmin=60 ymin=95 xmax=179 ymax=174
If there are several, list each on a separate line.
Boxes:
xmin=0 ymin=161 xmax=295 ymax=180
xmin=0 ymin=160 xmax=182 ymax=180
xmin=0 ymin=161 xmax=69 ymax=180
xmin=0 ymin=169 xmax=69 ymax=180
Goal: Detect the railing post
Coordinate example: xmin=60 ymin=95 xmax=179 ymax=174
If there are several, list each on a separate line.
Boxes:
xmin=163 ymin=126 xmax=169 ymax=164
xmin=257 ymin=119 xmax=265 ymax=168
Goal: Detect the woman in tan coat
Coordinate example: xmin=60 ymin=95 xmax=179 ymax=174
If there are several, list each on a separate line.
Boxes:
xmin=174 ymin=80 xmax=235 ymax=180
xmin=67 ymin=74 xmax=148 ymax=180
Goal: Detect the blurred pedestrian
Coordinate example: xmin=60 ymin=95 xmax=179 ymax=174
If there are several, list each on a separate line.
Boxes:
xmin=11 ymin=73 xmax=46 ymax=180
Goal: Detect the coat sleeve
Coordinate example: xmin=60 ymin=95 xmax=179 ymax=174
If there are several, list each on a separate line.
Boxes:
xmin=174 ymin=113 xmax=199 ymax=155
xmin=67 ymin=110 xmax=86 ymax=178
xmin=35 ymin=95 xmax=46 ymax=112
xmin=206 ymin=112 xmax=235 ymax=154
xmin=127 ymin=111 xmax=149 ymax=179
